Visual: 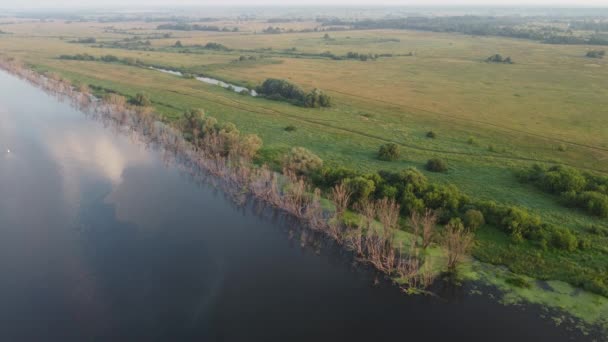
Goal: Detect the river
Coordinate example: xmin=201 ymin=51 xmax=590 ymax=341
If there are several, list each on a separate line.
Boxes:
xmin=0 ymin=70 xmax=590 ymax=341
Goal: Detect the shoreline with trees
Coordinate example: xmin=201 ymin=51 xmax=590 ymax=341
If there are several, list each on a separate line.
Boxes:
xmin=1 ymin=57 xmax=606 ymax=336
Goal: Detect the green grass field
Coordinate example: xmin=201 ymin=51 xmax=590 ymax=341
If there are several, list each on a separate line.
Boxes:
xmin=1 ymin=18 xmax=607 ymax=316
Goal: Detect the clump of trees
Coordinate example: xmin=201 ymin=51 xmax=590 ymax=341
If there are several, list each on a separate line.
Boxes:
xmin=486 ymin=54 xmax=513 ymax=64
xmin=517 ymin=164 xmax=608 ymax=218
xmin=71 ymin=37 xmax=96 ymax=44
xmin=304 ymin=88 xmax=331 ymax=108
xmin=237 ymin=55 xmax=257 ymax=62
xmin=586 ymin=50 xmax=606 ymax=59
xmin=377 ymin=143 xmax=400 ymax=161
xmin=203 ymin=42 xmax=229 ymax=51
xmin=346 ymin=52 xmax=378 ymax=61
xmin=256 ymin=79 xmax=331 ymax=108
xmin=179 ymin=108 xmax=262 ymax=160
xmin=309 ymin=163 xmax=587 ymax=256
xmin=263 ymin=26 xmax=283 ymax=34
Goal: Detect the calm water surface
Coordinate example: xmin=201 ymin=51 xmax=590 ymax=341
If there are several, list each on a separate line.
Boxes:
xmin=0 ymin=71 xmax=589 ymax=341
xmin=150 ymin=67 xmax=258 ymax=96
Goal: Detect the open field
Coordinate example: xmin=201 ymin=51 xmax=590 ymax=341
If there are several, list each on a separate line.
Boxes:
xmin=1 ymin=17 xmax=607 ymax=309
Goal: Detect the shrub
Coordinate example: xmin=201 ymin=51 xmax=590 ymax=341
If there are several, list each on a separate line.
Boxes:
xmin=506 ymin=276 xmax=532 ymax=288
xmin=312 ymin=166 xmax=359 ymax=189
xmin=426 ymin=158 xmax=448 ymax=172
xmin=586 ymin=50 xmax=605 ymax=58
xmin=426 ymin=131 xmax=436 ymax=138
xmin=239 ymin=134 xmax=263 ymax=159
xmin=284 ymin=125 xmax=297 ymax=132
xmin=397 ymin=168 xmax=429 ymax=194
xmin=378 ymin=143 xmax=400 ymax=161
xmin=550 ymin=229 xmax=578 ymax=252
xmin=344 ymin=176 xmax=376 ymax=204
xmin=100 ymin=55 xmax=119 ymax=63
xmin=284 ymin=147 xmax=323 ymax=175
xmin=463 ymin=209 xmax=485 ymax=231
xmin=131 ymin=92 xmax=151 ymax=106
xmin=423 ymin=184 xmax=462 ymax=213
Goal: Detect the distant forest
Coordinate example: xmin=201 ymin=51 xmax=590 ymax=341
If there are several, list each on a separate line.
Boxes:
xmin=318 ymin=16 xmax=608 ymax=46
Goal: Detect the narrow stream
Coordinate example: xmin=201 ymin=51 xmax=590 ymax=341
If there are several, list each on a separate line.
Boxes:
xmin=150 ymin=67 xmax=258 ymax=96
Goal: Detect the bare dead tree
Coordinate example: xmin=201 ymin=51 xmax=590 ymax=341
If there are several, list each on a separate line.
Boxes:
xmin=376 ymin=197 xmax=400 ymax=233
xmin=443 ymin=223 xmax=474 ymax=272
xmin=330 ymin=182 xmax=351 ymax=220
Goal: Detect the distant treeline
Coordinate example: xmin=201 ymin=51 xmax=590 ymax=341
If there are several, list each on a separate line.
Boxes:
xmin=70 ymin=37 xmax=97 ymax=44
xmin=58 ymin=53 xmax=144 ymax=66
xmin=173 ymin=41 xmax=230 ymax=51
xmin=568 ymin=20 xmax=608 ymax=32
xmin=157 ymin=23 xmax=239 ymax=32
xmin=317 ymin=16 xmax=608 ymax=46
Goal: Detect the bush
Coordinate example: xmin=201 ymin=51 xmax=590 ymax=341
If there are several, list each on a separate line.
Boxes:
xmin=506 ymin=276 xmax=532 ymax=288
xmin=284 ymin=147 xmax=323 ymax=175
xmin=550 ymin=229 xmax=578 ymax=252
xmin=344 ymin=176 xmax=376 ymax=204
xmin=284 ymin=125 xmax=297 ymax=132
xmin=426 ymin=131 xmax=436 ymax=138
xmin=312 ymin=166 xmax=359 ymax=189
xmin=378 ymin=143 xmax=400 ymax=161
xmin=426 ymin=158 xmax=448 ymax=172
xmin=463 ymin=209 xmax=485 ymax=230
xmin=100 ymin=55 xmax=120 ymax=63
xmin=586 ymin=50 xmax=605 ymax=59
xmin=131 ymin=92 xmax=151 ymax=106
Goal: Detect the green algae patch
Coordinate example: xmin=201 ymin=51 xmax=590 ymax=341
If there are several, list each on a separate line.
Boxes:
xmin=465 ymin=261 xmax=608 ymax=333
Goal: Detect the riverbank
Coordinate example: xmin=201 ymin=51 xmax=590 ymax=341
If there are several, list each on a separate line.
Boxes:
xmin=1 ymin=57 xmax=606 ymax=337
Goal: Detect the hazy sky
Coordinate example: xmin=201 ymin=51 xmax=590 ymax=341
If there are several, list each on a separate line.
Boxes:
xmin=4 ymin=0 xmax=608 ymax=8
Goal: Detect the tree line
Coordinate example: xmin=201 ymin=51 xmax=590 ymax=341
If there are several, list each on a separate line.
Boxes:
xmin=317 ymin=16 xmax=608 ymax=46
xmin=157 ymin=23 xmax=239 ymax=32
